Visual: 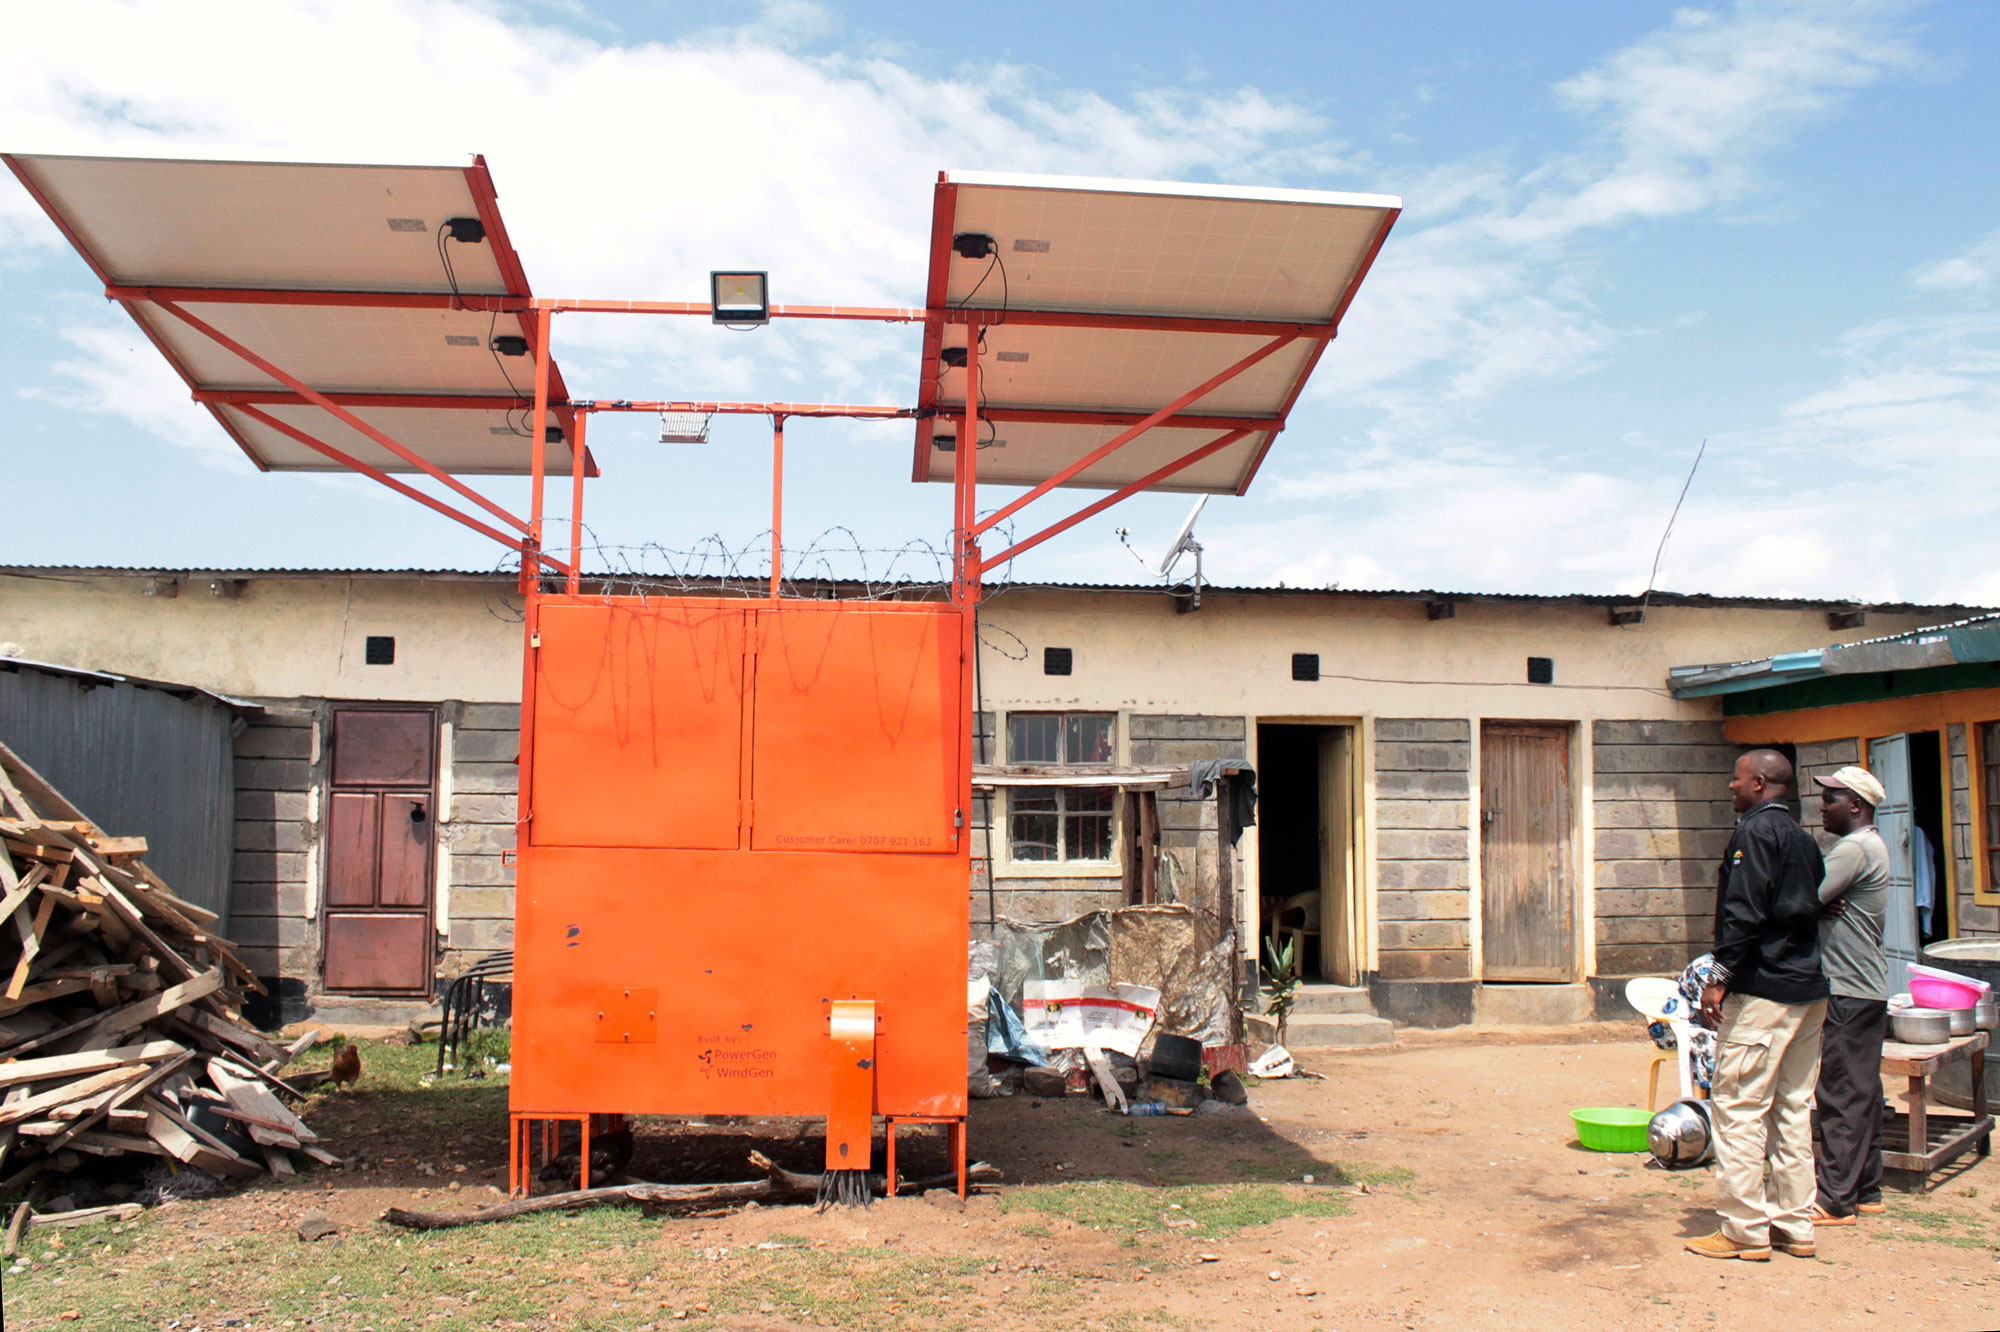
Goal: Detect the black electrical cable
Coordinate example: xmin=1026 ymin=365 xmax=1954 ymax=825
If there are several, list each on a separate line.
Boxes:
xmin=438 ymin=222 xmax=533 ymax=439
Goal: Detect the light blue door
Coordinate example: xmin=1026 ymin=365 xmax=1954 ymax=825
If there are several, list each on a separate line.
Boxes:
xmin=1870 ymin=733 xmax=1920 ymax=988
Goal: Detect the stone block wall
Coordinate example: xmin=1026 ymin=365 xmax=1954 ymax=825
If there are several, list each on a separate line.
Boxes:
xmin=227 ymin=700 xmax=528 ymax=1009
xmin=440 ymin=702 xmax=519 ymax=973
xmin=1374 ymin=719 xmax=1471 ymax=980
xmin=230 ymin=710 xmax=318 ymax=984
xmin=1591 ymin=720 xmax=1736 ymax=976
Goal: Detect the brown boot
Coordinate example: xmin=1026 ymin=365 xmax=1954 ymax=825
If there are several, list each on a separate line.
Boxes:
xmin=1686 ymin=1230 xmax=1772 ymax=1261
xmin=1771 ymin=1230 xmax=1816 ymax=1258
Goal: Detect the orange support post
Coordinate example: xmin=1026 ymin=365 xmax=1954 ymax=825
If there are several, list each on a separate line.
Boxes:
xmin=770 ymin=416 xmax=786 ymax=600
xmin=567 ymin=412 xmax=588 ymax=595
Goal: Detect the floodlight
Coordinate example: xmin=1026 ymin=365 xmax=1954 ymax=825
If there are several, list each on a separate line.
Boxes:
xmin=711 ymin=271 xmax=769 ymax=325
xmin=660 ymin=407 xmax=713 ymax=444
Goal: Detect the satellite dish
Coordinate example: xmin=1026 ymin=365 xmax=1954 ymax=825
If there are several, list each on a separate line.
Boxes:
xmin=1157 ymin=495 xmax=1208 ymax=577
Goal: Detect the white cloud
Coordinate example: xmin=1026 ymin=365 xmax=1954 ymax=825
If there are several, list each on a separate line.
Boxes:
xmin=18 ymin=322 xmax=250 ymax=471
xmin=1912 ymin=227 xmax=2000 ymax=291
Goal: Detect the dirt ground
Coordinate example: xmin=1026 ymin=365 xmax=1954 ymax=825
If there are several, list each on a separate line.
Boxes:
xmin=7 ymin=1029 xmax=1998 ymax=1331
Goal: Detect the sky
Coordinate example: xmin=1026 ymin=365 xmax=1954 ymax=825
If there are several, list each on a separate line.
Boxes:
xmin=2 ymin=0 xmax=1997 ymax=604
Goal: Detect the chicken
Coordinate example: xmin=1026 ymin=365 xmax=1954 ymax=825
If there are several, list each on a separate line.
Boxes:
xmin=538 ymin=1126 xmax=634 ymax=1188
xmin=331 ymin=1043 xmax=362 ymax=1090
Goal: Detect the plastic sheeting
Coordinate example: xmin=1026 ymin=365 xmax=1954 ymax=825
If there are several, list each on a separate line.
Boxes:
xmin=990 ymin=905 xmax=1237 ymax=1050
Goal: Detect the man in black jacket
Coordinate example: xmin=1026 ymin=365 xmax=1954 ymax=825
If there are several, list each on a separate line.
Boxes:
xmin=1686 ymin=748 xmax=1829 ymax=1262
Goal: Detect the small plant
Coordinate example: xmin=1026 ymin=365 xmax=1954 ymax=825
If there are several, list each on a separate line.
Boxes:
xmin=1263 ymin=935 xmax=1302 ymax=1046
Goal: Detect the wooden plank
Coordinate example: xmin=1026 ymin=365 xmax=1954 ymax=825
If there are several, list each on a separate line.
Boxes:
xmin=0 ymin=978 xmax=91 ymax=1017
xmin=0 ymin=1065 xmax=146 ymax=1127
xmin=130 ymin=861 xmax=219 ymax=927
xmin=0 ymin=1039 xmax=184 ymax=1089
xmin=261 ymin=1144 xmax=297 ymax=1178
xmin=88 ymin=837 xmax=148 ymax=861
xmin=209 ymin=1062 xmax=317 ymax=1143
xmin=64 ymin=1130 xmax=166 ymax=1157
xmin=175 ymin=1009 xmax=285 ymax=1066
xmin=94 ymin=884 xmax=199 ymax=982
xmin=74 ymin=967 xmax=223 ymax=1048
xmin=6 ymin=895 xmax=58 ymax=1000
xmin=0 ymin=740 xmax=88 ymax=822
xmin=142 ymin=1098 xmax=259 ymax=1178
xmin=0 ymin=880 xmax=37 ymax=932
xmin=264 ymin=1027 xmax=322 ymax=1073
xmin=46 ymin=1050 xmax=195 ymax=1153
xmin=0 ymin=754 xmax=43 ymax=825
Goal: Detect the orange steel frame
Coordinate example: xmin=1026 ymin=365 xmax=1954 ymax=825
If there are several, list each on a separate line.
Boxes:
xmin=65 ymin=192 xmax=1364 ymax=1199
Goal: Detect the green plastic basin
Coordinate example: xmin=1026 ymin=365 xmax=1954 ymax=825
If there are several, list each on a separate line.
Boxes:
xmin=1571 ymin=1106 xmax=1652 ymax=1152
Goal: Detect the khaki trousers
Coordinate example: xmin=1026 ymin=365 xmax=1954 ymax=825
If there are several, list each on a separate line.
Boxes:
xmin=1711 ymin=993 xmax=1827 ymax=1245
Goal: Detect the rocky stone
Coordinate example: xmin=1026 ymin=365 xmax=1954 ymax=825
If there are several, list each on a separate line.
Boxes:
xmin=296 ymin=1210 xmax=340 ymax=1243
xmin=1021 ymin=1067 xmax=1069 ymax=1098
xmin=1208 ymin=1069 xmax=1249 ymax=1106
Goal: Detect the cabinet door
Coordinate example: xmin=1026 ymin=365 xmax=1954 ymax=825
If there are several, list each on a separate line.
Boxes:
xmin=531 ymin=601 xmax=749 ymax=848
xmin=750 ymin=604 xmax=962 ymax=853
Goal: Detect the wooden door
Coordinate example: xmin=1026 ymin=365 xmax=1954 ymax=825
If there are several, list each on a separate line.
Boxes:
xmin=1480 ymin=722 xmax=1574 ymax=982
xmin=1318 ymin=727 xmax=1360 ymax=985
xmin=323 ymin=708 xmax=436 ymax=994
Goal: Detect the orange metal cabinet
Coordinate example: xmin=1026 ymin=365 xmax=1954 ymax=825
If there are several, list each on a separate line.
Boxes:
xmin=750 ymin=603 xmax=960 ymax=854
xmin=511 ymin=846 xmax=966 ymax=1118
xmin=511 ymin=595 xmax=972 ymax=1125
xmin=530 ymin=601 xmax=749 ymax=849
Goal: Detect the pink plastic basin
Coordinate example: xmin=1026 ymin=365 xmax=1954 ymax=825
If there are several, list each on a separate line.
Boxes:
xmin=1911 ymin=973 xmax=1984 ymax=1010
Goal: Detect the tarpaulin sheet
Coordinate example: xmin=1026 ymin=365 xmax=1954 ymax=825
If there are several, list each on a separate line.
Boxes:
xmin=991 ymin=905 xmax=1236 ymax=1049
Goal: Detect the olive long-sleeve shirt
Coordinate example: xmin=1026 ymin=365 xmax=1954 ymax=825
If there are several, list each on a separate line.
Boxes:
xmin=1710 ymin=800 xmax=1829 ymax=1004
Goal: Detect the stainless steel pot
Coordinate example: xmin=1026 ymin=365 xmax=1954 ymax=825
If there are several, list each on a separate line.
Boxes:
xmin=1647 ymin=1097 xmax=1714 ymax=1170
xmin=1948 ymin=1005 xmax=1977 ymax=1037
xmin=1976 ymin=997 xmax=1998 ymax=1031
xmin=1892 ymin=1007 xmax=1953 ymax=1044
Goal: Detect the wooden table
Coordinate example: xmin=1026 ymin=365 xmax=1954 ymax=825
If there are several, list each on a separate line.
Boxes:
xmin=1881 ymin=1029 xmax=1991 ymax=1189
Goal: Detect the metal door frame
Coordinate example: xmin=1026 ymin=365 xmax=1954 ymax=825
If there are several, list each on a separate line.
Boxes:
xmin=319 ymin=702 xmax=441 ymax=997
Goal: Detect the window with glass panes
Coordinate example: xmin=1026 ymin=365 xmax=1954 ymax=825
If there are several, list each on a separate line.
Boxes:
xmin=1007 ymin=712 xmax=1116 ymax=863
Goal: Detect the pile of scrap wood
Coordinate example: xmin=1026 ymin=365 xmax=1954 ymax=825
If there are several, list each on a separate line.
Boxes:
xmin=0 ymin=739 xmax=333 ymax=1201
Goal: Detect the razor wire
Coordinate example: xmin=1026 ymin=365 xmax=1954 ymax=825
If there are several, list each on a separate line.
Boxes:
xmin=477 ymin=514 xmax=1022 ymax=625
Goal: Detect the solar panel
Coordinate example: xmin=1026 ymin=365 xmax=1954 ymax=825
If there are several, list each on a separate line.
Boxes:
xmin=4 ymin=153 xmax=582 ymax=476
xmin=915 ymin=171 xmax=1399 ymax=494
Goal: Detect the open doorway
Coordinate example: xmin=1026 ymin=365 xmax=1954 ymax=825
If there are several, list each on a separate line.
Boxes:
xmin=1870 ymin=730 xmax=1951 ymax=980
xmin=1255 ymin=723 xmax=1360 ymax=985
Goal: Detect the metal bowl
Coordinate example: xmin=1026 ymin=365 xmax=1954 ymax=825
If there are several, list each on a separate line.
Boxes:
xmin=1948 ymin=1005 xmax=1977 ymax=1037
xmin=1647 ymin=1097 xmax=1714 ymax=1169
xmin=1892 ymin=1007 xmax=1953 ymax=1045
xmin=1976 ymin=997 xmax=1998 ymax=1032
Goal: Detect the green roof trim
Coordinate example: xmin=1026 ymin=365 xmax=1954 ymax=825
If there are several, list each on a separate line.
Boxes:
xmin=1722 ymin=660 xmax=2000 ymax=717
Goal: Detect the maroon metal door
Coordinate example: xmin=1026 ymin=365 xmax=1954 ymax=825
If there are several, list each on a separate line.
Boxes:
xmin=324 ymin=708 xmax=437 ymax=993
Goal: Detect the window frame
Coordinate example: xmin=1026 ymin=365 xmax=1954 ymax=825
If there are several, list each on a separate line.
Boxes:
xmin=999 ymin=710 xmax=1122 ymax=875
xmin=1978 ymin=720 xmax=2000 ymax=908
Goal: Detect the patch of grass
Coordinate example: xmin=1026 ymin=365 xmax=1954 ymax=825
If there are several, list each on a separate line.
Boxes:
xmin=1112 ymin=1120 xmax=1145 ymax=1139
xmin=1000 ymin=1179 xmax=1354 ymax=1237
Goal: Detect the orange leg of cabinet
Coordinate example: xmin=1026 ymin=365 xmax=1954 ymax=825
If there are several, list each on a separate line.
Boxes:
xmin=885 ymin=1116 xmax=968 ymax=1199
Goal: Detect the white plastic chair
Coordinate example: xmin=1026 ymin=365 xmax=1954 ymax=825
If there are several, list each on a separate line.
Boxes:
xmin=1624 ymin=976 xmax=1700 ymax=1110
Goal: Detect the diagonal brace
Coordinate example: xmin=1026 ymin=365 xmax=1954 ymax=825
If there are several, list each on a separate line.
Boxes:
xmin=982 ymin=429 xmax=1252 ymax=572
xmin=147 ymin=298 xmax=533 ymax=536
xmin=969 ymin=332 xmax=1297 ymax=538
xmin=235 ymin=405 xmax=572 ymax=573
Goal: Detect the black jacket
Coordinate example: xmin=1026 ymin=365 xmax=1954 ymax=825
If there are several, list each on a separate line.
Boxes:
xmin=1711 ymin=801 xmax=1829 ymax=1004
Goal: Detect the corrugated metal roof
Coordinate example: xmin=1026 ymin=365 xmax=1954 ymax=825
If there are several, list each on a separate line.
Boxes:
xmin=1671 ymin=610 xmax=2000 ymax=698
xmin=1 ymin=564 xmax=1987 ymax=616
